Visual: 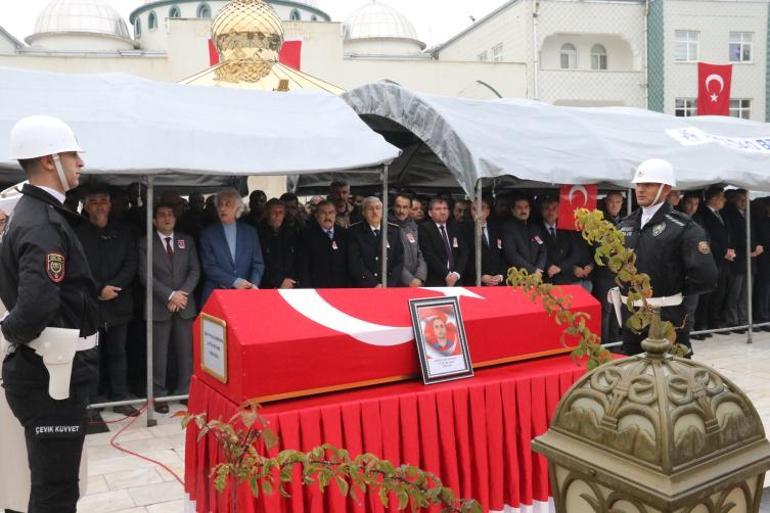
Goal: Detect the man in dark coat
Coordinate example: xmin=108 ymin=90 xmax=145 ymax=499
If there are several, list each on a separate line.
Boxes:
xmin=256 ymin=199 xmax=298 ymax=289
xmin=297 ymin=200 xmax=349 ymax=288
xmin=76 ymin=188 xmax=138 ymax=417
xmin=502 ymin=193 xmax=546 ymax=277
xmin=348 ymin=197 xmax=404 ymax=287
xmin=463 ymin=197 xmax=506 ymax=286
xmin=419 ymin=197 xmax=469 ymax=286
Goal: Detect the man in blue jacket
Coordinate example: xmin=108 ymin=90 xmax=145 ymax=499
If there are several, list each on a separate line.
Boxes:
xmin=199 ymin=189 xmax=264 ymax=305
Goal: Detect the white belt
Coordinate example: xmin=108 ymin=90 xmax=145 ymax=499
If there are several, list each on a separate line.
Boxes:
xmin=607 ymin=287 xmax=683 ymax=325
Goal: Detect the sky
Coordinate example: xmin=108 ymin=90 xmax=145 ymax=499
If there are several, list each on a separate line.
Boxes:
xmin=0 ymin=0 xmax=506 ymax=47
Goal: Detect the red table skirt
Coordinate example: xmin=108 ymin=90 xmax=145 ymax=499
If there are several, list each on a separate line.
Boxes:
xmin=185 ymin=355 xmax=587 ymax=513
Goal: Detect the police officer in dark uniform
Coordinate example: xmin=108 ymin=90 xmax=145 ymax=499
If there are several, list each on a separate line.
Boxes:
xmin=0 ymin=116 xmax=99 ymax=513
xmin=615 ymin=159 xmax=718 ymax=356
xmin=348 ymin=196 xmax=404 ymax=287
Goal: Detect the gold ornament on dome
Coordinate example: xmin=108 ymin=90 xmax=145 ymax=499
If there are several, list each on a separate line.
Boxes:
xmin=211 ymin=0 xmax=285 ymax=83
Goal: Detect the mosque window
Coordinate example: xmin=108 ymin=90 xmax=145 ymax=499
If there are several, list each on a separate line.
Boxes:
xmin=290 ymin=9 xmax=301 ymax=21
xmin=197 ymin=3 xmax=212 ymax=19
xmin=134 ymin=18 xmax=141 ymax=38
xmin=169 ymin=6 xmax=181 ymax=18
xmin=148 ymin=11 xmax=158 ymax=30
xmin=560 ymin=43 xmax=577 ymax=69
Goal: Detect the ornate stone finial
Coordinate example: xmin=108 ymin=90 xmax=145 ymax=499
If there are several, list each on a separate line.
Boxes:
xmin=211 ymin=0 xmax=285 ymax=83
xmin=641 ymin=307 xmax=672 ymax=358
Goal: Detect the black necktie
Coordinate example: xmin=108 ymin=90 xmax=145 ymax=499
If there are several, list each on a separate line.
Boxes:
xmin=549 ymin=226 xmax=557 ymax=239
xmin=164 ymin=237 xmax=173 ymax=260
xmin=439 ymin=225 xmax=454 ymax=269
xmin=373 ymin=229 xmax=380 ymax=238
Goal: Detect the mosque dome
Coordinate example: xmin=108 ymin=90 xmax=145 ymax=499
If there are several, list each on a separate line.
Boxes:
xmin=28 ymin=0 xmax=131 ymax=42
xmin=343 ymin=0 xmax=425 ymax=50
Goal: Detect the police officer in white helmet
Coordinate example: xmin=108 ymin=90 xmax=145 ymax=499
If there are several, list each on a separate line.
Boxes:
xmin=613 ymin=159 xmax=718 ymax=356
xmin=0 ymin=116 xmax=99 ymax=513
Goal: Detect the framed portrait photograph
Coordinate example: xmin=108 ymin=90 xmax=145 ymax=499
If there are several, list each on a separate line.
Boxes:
xmin=408 ymin=297 xmax=473 ymax=384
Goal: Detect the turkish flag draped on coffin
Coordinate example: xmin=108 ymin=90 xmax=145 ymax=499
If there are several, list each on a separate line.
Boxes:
xmin=557 ymin=184 xmax=598 ymax=231
xmin=208 ymin=39 xmax=303 ymax=69
xmin=697 ymin=62 xmax=732 ymax=116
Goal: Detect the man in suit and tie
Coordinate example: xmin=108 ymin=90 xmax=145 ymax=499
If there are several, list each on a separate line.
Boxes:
xmin=297 ymin=200 xmax=349 ymax=288
xmin=501 ymin=193 xmax=546 ymax=277
xmin=348 ymin=197 xmax=404 ymax=287
xmin=419 ymin=197 xmax=469 ymax=287
xmin=539 ymin=197 xmax=593 ymax=289
xmin=199 ymin=188 xmax=264 ymax=305
xmin=138 ymin=203 xmax=200 ymax=414
xmin=695 ymin=185 xmax=733 ymax=332
xmin=463 ymin=197 xmax=505 ymax=286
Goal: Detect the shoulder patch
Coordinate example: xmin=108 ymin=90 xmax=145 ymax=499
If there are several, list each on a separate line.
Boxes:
xmin=698 ymin=241 xmax=711 ymax=255
xmin=46 ymin=252 xmax=65 ymax=283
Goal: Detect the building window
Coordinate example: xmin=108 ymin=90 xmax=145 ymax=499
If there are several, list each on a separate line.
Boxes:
xmin=197 ymin=2 xmax=211 ymax=19
xmin=674 ymin=30 xmax=699 ymax=61
xmin=674 ymin=98 xmax=697 ymax=117
xmin=148 ymin=11 xmax=158 ymax=30
xmin=169 ymin=6 xmax=181 ymax=18
xmin=560 ymin=43 xmax=577 ymax=69
xmin=591 ymin=44 xmax=607 ymax=70
xmin=290 ymin=9 xmax=301 ymax=21
xmin=491 ymin=43 xmax=503 ymax=62
xmin=478 ymin=51 xmax=488 ymax=62
xmin=134 ymin=18 xmax=141 ymax=38
xmin=729 ymin=32 xmax=752 ymax=62
xmin=730 ymin=98 xmax=751 ymax=119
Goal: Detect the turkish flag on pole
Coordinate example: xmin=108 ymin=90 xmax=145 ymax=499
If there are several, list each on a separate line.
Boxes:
xmin=208 ymin=38 xmax=303 ymax=70
xmin=697 ymin=62 xmax=732 ymax=116
xmin=557 ymin=184 xmax=598 ymax=231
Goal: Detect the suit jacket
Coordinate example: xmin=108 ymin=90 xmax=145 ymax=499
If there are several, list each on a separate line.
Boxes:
xmin=298 ymin=224 xmax=350 ymax=288
xmin=697 ymin=205 xmax=731 ymax=267
xmin=138 ymin=232 xmax=200 ymax=321
xmin=462 ymin=221 xmax=506 ymax=284
xmin=256 ymin=221 xmax=298 ymax=288
xmin=199 ymin=221 xmax=264 ymax=305
xmin=723 ymin=204 xmax=754 ymax=275
xmin=419 ymin=221 xmax=469 ymax=286
xmin=540 ymin=224 xmax=584 ymax=285
xmin=347 ymin=222 xmax=404 ymax=287
xmin=502 ymin=218 xmax=546 ymax=274
xmin=390 ymin=216 xmax=427 ymax=285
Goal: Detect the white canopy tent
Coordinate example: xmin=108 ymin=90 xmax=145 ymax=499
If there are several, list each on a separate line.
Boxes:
xmin=293 ymin=82 xmax=770 ymax=195
xmin=0 ymin=67 xmax=401 ymax=424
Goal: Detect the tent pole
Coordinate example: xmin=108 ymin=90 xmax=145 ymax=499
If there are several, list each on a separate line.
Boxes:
xmin=627 ymin=188 xmax=633 ymax=216
xmin=475 ymin=180 xmax=482 ymax=287
xmin=145 ymin=177 xmax=157 ymax=427
xmin=746 ymin=194 xmax=753 ymax=344
xmin=382 ymin=165 xmax=389 ymax=287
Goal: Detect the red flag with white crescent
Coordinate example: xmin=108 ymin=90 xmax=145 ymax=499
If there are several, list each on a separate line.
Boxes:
xmin=557 ymin=184 xmax=598 ymax=231
xmin=697 ymin=62 xmax=732 ymax=116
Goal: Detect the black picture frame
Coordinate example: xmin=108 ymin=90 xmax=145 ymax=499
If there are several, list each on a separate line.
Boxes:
xmin=408 ymin=296 xmax=473 ymax=384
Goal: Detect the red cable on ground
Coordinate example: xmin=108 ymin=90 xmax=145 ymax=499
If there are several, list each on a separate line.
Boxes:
xmin=90 ymin=401 xmax=186 ymax=486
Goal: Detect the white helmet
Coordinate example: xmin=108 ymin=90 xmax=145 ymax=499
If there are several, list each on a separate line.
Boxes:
xmin=632 ymin=159 xmax=676 ymax=187
xmin=9 ymin=115 xmax=84 ymax=160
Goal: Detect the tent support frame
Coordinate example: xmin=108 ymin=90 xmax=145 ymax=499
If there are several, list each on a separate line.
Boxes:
xmin=145 ymin=177 xmax=157 ymax=427
xmin=475 ymin=180 xmax=483 ymax=287
xmin=381 ymin=166 xmax=389 ymax=287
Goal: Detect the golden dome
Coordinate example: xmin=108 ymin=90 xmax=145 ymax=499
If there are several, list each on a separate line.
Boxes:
xmin=210 ymin=0 xmax=285 ymax=83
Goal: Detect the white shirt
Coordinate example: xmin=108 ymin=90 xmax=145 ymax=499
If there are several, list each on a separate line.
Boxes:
xmin=34 ymin=185 xmax=65 ymax=205
xmin=157 ymin=231 xmax=175 ymax=251
xmin=641 ymin=202 xmax=665 ymax=229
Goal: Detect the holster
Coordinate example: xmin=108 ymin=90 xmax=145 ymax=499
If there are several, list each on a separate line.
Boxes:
xmin=27 ymin=327 xmax=79 ymax=401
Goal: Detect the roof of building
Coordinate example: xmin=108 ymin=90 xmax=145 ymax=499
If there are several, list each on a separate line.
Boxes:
xmin=130 ymin=1 xmax=331 ymax=23
xmin=0 ymin=25 xmax=24 ymax=49
xmin=29 ymin=0 xmax=131 ymax=42
xmin=429 ymin=0 xmax=518 ymax=55
xmin=343 ymin=0 xmax=424 ymax=48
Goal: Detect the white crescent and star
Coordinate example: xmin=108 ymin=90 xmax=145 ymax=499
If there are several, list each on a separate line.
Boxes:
xmin=705 ymin=73 xmax=725 ymax=102
xmin=277 ymin=288 xmax=484 ymax=347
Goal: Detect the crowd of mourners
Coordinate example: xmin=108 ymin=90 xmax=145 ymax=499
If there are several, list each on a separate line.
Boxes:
xmin=5 ymin=179 xmax=766 ymax=415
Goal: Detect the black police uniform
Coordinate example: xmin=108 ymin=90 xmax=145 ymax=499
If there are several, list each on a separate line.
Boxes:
xmin=0 ymin=184 xmax=99 ymax=513
xmin=347 ymin=221 xmax=404 ymax=287
xmin=618 ymin=202 xmax=718 ymax=355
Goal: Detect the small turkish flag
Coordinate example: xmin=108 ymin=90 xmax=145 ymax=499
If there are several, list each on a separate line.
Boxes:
xmin=208 ymin=38 xmax=219 ymax=66
xmin=557 ymin=184 xmax=598 ymax=231
xmin=697 ymin=62 xmax=732 ymax=116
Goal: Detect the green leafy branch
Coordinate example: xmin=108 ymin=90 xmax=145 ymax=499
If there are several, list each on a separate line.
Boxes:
xmin=506 ymin=208 xmax=682 ymax=369
xmin=181 ymin=401 xmax=482 ymax=513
